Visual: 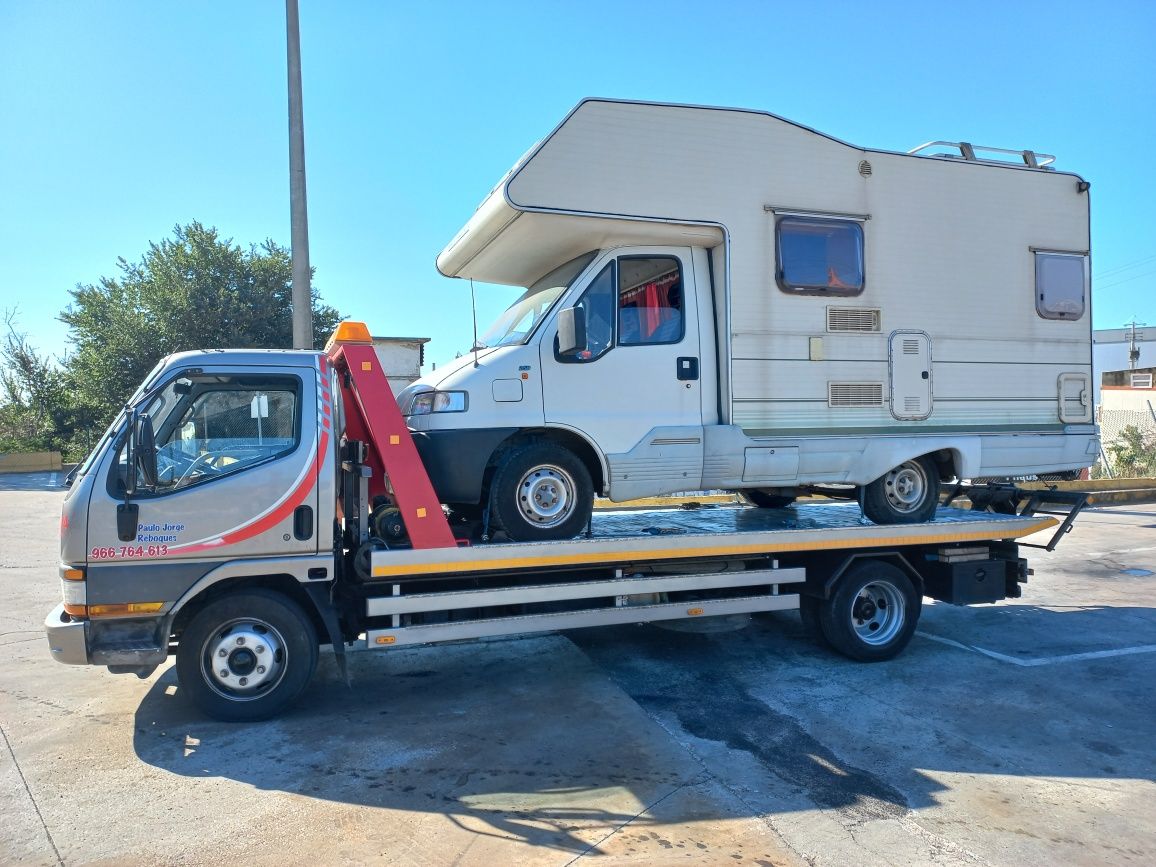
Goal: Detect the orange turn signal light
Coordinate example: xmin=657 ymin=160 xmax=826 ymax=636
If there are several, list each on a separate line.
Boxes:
xmin=86 ymin=601 xmax=165 ymax=618
xmin=324 ymin=320 xmax=373 ymax=352
xmin=61 ymin=567 xmax=85 ymax=581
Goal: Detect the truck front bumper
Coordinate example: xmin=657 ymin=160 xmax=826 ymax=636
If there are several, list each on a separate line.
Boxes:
xmin=44 ymin=604 xmax=89 ymax=665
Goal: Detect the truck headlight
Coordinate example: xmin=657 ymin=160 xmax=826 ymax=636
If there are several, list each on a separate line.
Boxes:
xmin=408 ymin=391 xmax=467 ymax=415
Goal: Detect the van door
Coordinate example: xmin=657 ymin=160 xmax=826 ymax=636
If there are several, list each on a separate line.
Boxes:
xmin=539 ymin=248 xmax=704 ymax=499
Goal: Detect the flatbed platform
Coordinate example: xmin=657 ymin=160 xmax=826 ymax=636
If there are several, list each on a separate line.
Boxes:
xmin=371 ymin=504 xmax=1057 ymax=579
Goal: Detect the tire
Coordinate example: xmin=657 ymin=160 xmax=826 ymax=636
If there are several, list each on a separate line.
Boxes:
xmin=744 ymin=490 xmax=797 ymax=509
xmin=488 ymin=441 xmax=594 ymax=542
xmin=861 ymin=456 xmax=940 ymax=524
xmin=175 ymin=589 xmax=319 ymax=722
xmin=817 ymin=561 xmax=920 ymax=661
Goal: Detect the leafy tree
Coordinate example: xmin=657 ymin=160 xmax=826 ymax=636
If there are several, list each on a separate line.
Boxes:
xmin=0 ymin=316 xmax=68 ymax=454
xmin=59 ymin=222 xmax=342 ymax=452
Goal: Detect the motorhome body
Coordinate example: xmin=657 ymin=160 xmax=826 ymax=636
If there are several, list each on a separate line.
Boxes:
xmin=404 ymin=98 xmax=1096 ymax=540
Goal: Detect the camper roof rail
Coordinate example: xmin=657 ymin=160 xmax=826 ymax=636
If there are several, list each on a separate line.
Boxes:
xmin=908 ymin=140 xmax=1056 ymax=169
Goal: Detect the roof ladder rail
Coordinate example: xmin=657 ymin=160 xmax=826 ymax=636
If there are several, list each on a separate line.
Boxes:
xmin=908 ymin=140 xmax=1056 ymax=168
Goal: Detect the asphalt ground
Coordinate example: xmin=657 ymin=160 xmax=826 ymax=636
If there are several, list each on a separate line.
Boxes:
xmin=1 ymin=472 xmax=1154 ymax=865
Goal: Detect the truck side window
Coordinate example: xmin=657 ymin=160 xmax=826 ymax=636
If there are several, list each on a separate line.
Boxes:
xmin=1035 ymin=251 xmax=1087 ymax=320
xmin=114 ymin=375 xmax=301 ymax=495
xmin=776 ymin=217 xmax=864 ymax=295
xmin=618 ymin=257 xmax=683 ymax=345
xmin=557 ymin=263 xmax=615 ymax=362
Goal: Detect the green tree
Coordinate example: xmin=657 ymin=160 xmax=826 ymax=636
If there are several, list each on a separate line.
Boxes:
xmin=1104 ymin=424 xmax=1156 ymax=478
xmin=59 ymin=222 xmax=342 ymax=455
xmin=0 ymin=317 xmax=69 ymax=454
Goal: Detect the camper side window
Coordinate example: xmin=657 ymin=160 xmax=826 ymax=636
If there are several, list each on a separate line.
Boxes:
xmin=776 ymin=217 xmax=864 ymax=296
xmin=618 ymin=257 xmax=684 ymax=345
xmin=1035 ymin=252 xmax=1087 ymax=321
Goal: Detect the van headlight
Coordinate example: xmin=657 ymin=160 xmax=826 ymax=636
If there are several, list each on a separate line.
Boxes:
xmin=408 ymin=390 xmax=468 ymax=415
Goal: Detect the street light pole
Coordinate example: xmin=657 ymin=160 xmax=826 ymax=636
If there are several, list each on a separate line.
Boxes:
xmin=286 ymin=0 xmax=312 ymax=349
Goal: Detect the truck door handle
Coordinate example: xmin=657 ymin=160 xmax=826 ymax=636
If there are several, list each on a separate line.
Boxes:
xmin=677 ymin=357 xmax=699 ymax=381
xmin=293 ymin=505 xmax=314 ymax=541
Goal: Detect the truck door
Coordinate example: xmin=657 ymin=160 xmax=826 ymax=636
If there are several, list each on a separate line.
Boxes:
xmin=539 ymin=247 xmax=704 ymax=499
xmin=84 ymin=364 xmax=325 ymax=586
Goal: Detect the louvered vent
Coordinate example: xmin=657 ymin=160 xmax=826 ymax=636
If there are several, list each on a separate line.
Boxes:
xmin=905 ymin=397 xmax=922 ymax=412
xmin=827 ymin=306 xmax=881 ymax=333
xmin=858 ymin=160 xmax=873 ymax=177
xmin=829 ymin=382 xmax=884 ymax=407
xmin=902 ymin=338 xmax=921 ymax=354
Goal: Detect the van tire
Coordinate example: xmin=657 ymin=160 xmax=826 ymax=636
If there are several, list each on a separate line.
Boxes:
xmin=175 ymin=589 xmax=318 ymax=722
xmin=818 ymin=561 xmax=920 ymax=661
xmin=489 ymin=442 xmax=594 ymax=542
xmin=861 ymin=456 xmax=939 ymax=524
xmin=744 ymin=490 xmax=797 ymax=509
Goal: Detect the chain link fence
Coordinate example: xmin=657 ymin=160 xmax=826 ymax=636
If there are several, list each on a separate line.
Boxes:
xmin=1093 ymin=405 xmax=1156 ymax=479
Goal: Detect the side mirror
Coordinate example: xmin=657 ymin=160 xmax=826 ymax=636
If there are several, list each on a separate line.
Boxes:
xmin=556 ymin=306 xmax=587 ymax=356
xmin=135 ymin=413 xmax=158 ymax=489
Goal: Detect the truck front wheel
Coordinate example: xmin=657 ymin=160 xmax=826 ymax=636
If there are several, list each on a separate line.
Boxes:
xmin=175 ymin=589 xmax=318 ymax=722
xmin=489 ymin=442 xmax=594 ymax=542
xmin=816 ymin=561 xmax=920 ymax=661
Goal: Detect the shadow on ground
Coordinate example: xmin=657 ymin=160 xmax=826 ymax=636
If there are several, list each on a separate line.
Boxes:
xmin=132 ymin=601 xmax=1156 ymax=854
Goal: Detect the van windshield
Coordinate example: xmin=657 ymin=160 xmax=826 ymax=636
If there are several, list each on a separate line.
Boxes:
xmin=477 ymin=251 xmax=597 ymax=348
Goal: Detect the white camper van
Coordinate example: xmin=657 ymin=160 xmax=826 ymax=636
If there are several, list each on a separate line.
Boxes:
xmin=402 ymin=98 xmax=1096 ymax=541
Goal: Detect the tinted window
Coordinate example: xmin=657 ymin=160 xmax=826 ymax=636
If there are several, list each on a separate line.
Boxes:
xmin=777 ymin=217 xmax=864 ymax=295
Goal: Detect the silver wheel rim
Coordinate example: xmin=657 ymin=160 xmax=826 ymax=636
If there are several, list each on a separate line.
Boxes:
xmin=883 ymin=461 xmax=929 ymax=514
xmin=201 ymin=618 xmax=287 ymax=701
xmin=850 ymin=581 xmax=906 ymax=646
xmin=516 ymin=464 xmax=576 ymax=528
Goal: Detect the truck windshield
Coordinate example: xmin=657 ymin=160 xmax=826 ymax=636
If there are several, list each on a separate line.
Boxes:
xmin=477 ymin=251 xmax=597 ymax=348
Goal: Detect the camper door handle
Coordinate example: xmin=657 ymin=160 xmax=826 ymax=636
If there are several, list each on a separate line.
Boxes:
xmin=921 ymin=371 xmax=929 ymax=380
xmin=677 ymin=357 xmax=699 ymax=381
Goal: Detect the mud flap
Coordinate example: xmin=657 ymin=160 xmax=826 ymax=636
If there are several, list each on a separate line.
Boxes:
xmin=304 ymin=583 xmax=351 ymax=687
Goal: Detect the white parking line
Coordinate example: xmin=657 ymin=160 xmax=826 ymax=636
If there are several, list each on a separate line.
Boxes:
xmin=50 ymin=473 xmax=60 ymax=488
xmin=917 ymin=631 xmax=1156 ymax=667
xmin=1085 ymin=545 xmax=1156 ymax=557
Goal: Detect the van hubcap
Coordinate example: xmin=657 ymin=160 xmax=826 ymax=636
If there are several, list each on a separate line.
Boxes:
xmin=517 ymin=465 xmax=575 ymax=528
xmin=883 ymin=461 xmax=928 ymax=513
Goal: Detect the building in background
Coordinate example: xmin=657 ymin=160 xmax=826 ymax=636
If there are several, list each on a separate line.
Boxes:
xmin=371 ymin=336 xmax=430 ymax=397
xmin=1093 ymin=324 xmax=1152 ymax=404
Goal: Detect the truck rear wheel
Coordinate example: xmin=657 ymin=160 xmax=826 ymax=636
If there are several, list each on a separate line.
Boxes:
xmin=489 ymin=441 xmax=594 ymax=542
xmin=861 ymin=456 xmax=939 ymax=524
xmin=817 ymin=561 xmax=920 ymax=661
xmin=175 ymin=589 xmax=318 ymax=722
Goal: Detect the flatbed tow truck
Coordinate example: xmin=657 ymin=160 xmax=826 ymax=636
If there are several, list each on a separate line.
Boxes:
xmin=44 ymin=324 xmax=1086 ymax=721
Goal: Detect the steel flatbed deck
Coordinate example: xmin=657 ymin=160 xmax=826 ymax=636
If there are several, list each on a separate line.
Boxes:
xmin=369 ymin=504 xmax=1057 ymax=579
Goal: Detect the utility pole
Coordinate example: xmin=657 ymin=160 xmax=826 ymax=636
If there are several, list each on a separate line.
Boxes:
xmin=1126 ymin=318 xmax=1145 ymax=370
xmin=286 ymin=0 xmax=312 ymax=349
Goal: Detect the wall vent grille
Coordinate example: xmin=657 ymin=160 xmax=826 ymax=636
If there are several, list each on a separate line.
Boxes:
xmin=829 ymin=382 xmax=884 ymax=407
xmin=827 ymin=307 xmax=882 ymax=333
xmin=902 ymin=338 xmax=921 ymax=354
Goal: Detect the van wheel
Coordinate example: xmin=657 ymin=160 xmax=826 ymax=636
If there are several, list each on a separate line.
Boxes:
xmin=818 ymin=561 xmax=920 ymax=661
xmin=489 ymin=442 xmax=594 ymax=542
xmin=744 ymin=490 xmax=796 ymax=509
xmin=175 ymin=589 xmax=318 ymax=722
xmin=861 ymin=456 xmax=939 ymax=524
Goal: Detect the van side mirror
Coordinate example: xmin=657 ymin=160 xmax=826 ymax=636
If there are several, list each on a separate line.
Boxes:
xmin=556 ymin=306 xmax=587 ymax=356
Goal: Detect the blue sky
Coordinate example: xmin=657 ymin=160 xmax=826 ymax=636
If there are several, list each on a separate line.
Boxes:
xmin=2 ymin=1 xmax=1154 ymax=369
